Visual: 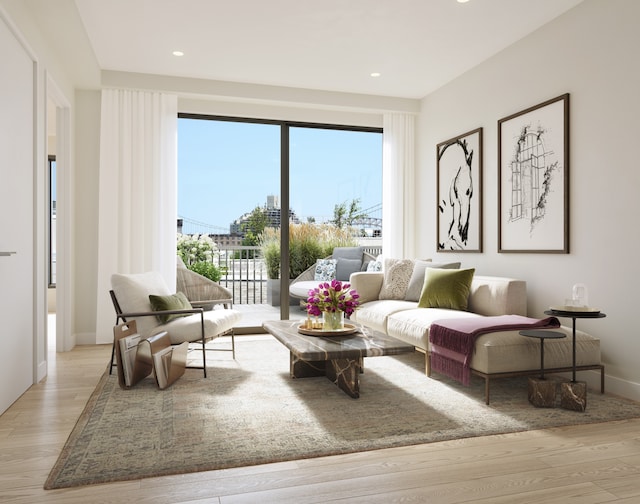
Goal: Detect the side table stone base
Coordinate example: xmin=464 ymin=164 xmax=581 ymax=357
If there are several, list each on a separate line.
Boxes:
xmin=528 ymin=377 xmax=557 ymax=408
xmin=560 ymin=381 xmax=587 ymax=412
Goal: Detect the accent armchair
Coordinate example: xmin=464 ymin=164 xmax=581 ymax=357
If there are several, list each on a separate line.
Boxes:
xmin=109 ymin=270 xmax=241 ymax=378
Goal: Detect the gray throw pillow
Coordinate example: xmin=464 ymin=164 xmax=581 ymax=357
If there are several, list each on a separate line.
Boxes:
xmin=336 ymin=258 xmax=362 ymax=281
xmin=332 ymin=246 xmax=364 ymax=261
xmin=404 ymin=260 xmax=461 ymax=301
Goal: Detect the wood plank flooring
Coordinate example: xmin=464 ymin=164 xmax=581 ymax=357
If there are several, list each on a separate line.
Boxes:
xmin=1 ymin=335 xmax=640 ymax=503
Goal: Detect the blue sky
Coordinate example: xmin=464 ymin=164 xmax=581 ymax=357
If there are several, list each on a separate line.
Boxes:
xmin=177 ymin=118 xmax=382 ymax=233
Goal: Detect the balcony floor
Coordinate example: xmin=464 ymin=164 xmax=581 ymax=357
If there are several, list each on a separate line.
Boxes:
xmin=233 ymin=303 xmax=307 ymax=333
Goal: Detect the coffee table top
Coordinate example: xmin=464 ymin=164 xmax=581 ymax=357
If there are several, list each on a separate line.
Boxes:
xmin=262 ymin=320 xmax=414 ymax=361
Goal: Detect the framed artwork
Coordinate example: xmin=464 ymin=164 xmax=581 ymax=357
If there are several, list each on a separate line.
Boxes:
xmin=498 ymin=94 xmax=569 ymax=253
xmin=437 ymin=127 xmax=483 ymax=252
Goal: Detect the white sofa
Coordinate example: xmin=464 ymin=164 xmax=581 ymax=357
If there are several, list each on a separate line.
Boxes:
xmin=350 ymin=269 xmax=604 ymax=404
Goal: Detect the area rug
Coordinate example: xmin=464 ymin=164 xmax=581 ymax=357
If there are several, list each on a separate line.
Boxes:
xmin=45 ymin=335 xmax=640 ymax=489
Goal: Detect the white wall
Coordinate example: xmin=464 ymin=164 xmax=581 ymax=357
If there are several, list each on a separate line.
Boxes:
xmin=417 ymin=0 xmax=640 ymax=399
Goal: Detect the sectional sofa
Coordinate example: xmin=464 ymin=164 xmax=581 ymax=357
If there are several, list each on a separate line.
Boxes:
xmin=349 ymin=260 xmax=604 ymax=404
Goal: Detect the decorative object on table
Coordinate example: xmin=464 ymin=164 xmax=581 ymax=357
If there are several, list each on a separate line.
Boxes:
xmin=297 ymin=322 xmax=359 ymax=337
xmin=436 ymin=127 xmax=483 ymax=252
xmin=550 ymin=283 xmax=595 ymax=313
xmin=304 ymin=279 xmax=360 ymax=332
xmin=498 ymin=93 xmax=569 ymax=253
xmin=545 ymin=306 xmax=607 ymax=412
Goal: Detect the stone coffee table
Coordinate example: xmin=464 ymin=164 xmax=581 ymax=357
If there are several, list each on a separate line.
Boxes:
xmin=262 ymin=320 xmax=415 ymax=398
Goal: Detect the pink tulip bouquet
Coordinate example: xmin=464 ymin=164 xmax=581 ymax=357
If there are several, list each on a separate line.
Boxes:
xmin=306 ymin=279 xmax=360 ymax=317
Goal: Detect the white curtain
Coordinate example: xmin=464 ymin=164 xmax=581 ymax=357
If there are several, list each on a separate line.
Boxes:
xmin=382 ymin=113 xmax=416 ymax=258
xmin=94 ymin=89 xmax=178 ymax=344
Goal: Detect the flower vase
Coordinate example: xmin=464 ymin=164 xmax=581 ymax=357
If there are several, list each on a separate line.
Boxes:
xmin=322 ymin=311 xmax=344 ymax=331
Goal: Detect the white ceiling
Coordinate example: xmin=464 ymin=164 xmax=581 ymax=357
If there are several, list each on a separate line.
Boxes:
xmin=72 ymin=0 xmax=583 ymax=99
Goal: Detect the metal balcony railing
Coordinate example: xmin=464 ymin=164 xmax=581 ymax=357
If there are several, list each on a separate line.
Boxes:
xmin=211 ymin=245 xmax=382 ymax=305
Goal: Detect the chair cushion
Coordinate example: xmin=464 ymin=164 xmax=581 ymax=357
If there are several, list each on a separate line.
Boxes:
xmin=332 ymin=246 xmax=364 ymax=261
xmin=111 ymin=272 xmax=171 ymax=337
xmin=335 ymin=258 xmax=362 ymax=281
xmin=149 ymin=291 xmax=193 ymax=324
xmin=153 ymin=308 xmax=242 ymax=344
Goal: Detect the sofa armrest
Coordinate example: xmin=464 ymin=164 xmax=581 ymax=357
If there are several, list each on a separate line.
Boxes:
xmin=469 ymin=276 xmax=527 ymax=316
xmin=349 ymin=271 xmax=384 ymax=304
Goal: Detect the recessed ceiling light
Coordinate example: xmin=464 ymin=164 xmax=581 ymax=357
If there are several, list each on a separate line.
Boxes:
xmin=172 ymin=50 xmax=184 ymax=57
xmin=457 ymin=0 xmax=470 ymax=3
xmin=370 ymin=72 xmax=381 ymax=77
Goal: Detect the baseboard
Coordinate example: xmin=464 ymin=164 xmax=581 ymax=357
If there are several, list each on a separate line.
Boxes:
xmin=36 ymin=359 xmax=47 ymax=382
xmin=556 ymin=368 xmax=640 ymax=402
xmin=601 ymin=372 xmax=640 ymax=402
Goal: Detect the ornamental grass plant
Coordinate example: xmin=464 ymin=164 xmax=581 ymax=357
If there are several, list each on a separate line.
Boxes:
xmin=259 ymin=223 xmax=359 ymax=279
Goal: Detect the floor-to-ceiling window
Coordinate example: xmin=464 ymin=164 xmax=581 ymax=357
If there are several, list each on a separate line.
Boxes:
xmin=177 ymin=114 xmax=382 ymax=325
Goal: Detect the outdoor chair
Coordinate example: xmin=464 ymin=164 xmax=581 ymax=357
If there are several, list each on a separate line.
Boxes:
xmin=176 ymin=255 xmax=233 ymax=311
xmin=109 ymin=270 xmax=241 ymax=378
xmin=289 ymin=246 xmax=377 ymax=302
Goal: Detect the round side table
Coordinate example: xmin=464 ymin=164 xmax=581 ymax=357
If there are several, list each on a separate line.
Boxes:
xmin=544 ymin=309 xmax=606 ymax=382
xmin=519 ymin=329 xmax=566 ymax=379
xmin=520 ymin=329 xmax=566 ymax=408
xmin=545 ymin=309 xmax=606 ymax=412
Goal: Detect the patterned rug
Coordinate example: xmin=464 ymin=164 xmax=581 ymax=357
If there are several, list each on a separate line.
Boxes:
xmin=45 ymin=336 xmax=640 ymax=489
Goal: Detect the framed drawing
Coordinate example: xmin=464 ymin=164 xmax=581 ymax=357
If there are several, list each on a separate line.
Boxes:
xmin=437 ymin=127 xmax=482 ymax=252
xmin=498 ymin=94 xmax=569 ymax=253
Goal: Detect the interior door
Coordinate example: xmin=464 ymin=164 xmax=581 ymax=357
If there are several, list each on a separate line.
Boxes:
xmin=0 ymin=16 xmax=35 ymax=415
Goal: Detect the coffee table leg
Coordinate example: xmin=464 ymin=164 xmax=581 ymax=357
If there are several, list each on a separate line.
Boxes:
xmin=290 ymin=353 xmax=361 ymax=398
xmin=326 ymin=358 xmax=360 ymax=398
xmin=290 ymin=353 xmax=325 ymax=378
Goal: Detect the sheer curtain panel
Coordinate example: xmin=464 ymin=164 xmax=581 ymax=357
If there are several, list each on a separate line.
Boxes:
xmin=382 ymin=113 xmax=416 ymax=259
xmin=95 ymin=89 xmax=178 ymax=344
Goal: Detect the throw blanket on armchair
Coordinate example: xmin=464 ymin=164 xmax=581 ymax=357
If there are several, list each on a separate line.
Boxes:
xmin=429 ymin=315 xmax=560 ymax=386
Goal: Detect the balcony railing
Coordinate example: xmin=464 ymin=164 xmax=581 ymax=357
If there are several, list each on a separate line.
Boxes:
xmin=211 ymin=245 xmax=382 ymax=305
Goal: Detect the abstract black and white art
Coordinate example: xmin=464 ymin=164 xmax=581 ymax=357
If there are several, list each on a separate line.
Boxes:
xmin=498 ymin=94 xmax=569 ymax=253
xmin=437 ymin=127 xmax=482 ymax=252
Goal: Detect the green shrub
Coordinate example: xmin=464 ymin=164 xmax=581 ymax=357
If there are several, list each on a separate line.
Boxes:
xmin=188 ymin=261 xmax=222 ymax=282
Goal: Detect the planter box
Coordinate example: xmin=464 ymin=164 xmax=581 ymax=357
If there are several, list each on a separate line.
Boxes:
xmin=267 ymin=279 xmax=300 ymax=307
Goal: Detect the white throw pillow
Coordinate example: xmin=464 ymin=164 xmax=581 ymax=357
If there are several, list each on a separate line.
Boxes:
xmin=378 ymin=259 xmax=414 ymax=300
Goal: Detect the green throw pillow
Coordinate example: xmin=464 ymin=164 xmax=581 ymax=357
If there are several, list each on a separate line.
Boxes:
xmin=418 ymin=268 xmax=475 ymax=311
xmin=149 ymin=291 xmax=193 ymax=324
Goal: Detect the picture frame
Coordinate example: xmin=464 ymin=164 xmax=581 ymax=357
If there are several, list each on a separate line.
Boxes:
xmin=437 ymin=127 xmax=483 ymax=252
xmin=498 ymin=94 xmax=569 ymax=253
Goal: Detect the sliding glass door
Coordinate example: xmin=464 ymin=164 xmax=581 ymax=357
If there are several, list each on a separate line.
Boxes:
xmin=178 ymin=114 xmax=381 ymax=328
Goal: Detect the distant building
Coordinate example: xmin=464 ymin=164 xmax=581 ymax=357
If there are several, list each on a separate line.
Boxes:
xmin=209 ymin=233 xmax=243 ymax=247
xmin=230 ymin=195 xmax=300 ymax=234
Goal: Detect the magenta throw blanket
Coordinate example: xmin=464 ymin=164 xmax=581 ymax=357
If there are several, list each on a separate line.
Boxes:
xmin=429 ymin=315 xmax=560 ymax=386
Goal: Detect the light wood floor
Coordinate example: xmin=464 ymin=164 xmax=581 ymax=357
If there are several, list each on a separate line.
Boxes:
xmin=2 ymin=334 xmax=640 ymax=503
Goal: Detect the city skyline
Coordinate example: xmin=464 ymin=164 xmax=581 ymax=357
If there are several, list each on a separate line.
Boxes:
xmin=177 ymin=118 xmax=382 ymax=233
